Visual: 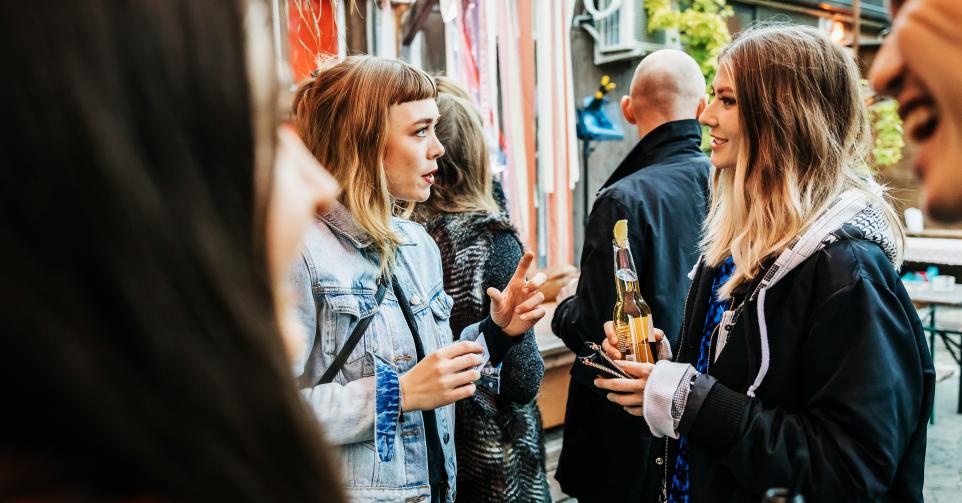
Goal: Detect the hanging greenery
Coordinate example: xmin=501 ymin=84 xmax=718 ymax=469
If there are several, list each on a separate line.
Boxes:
xmin=644 ymin=0 xmax=732 ymax=151
xmin=645 ymin=1 xmax=904 ymax=167
xmin=645 ymin=0 xmax=733 ymax=86
xmin=869 ymin=98 xmax=905 ymax=168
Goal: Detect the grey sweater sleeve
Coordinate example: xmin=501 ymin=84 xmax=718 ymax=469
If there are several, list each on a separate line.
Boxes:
xmin=481 ymin=231 xmax=545 ymax=403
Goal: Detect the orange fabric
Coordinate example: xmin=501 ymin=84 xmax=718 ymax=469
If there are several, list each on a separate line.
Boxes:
xmin=288 ymin=0 xmax=338 ymax=82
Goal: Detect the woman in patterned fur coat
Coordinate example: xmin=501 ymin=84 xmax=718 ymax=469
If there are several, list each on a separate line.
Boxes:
xmin=415 ymin=92 xmax=550 ymax=502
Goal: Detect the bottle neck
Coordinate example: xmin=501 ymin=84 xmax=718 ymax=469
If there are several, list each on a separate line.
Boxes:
xmin=612 ymin=241 xmax=637 ymax=274
xmin=613 ymin=242 xmax=639 ymax=297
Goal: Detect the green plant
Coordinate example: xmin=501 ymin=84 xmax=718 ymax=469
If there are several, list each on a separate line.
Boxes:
xmin=868 ymin=98 xmax=904 ymax=168
xmin=645 ymin=0 xmax=732 ymax=150
xmin=645 ymin=0 xmax=733 ymax=86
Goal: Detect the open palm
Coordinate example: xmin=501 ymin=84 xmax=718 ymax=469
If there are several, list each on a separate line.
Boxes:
xmin=486 ymin=251 xmax=548 ymax=336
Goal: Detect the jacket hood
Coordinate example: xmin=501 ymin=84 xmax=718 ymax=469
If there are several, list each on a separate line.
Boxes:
xmin=742 ymin=188 xmax=901 ymax=397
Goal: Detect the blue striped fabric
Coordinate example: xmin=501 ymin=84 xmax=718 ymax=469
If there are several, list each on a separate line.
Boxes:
xmin=668 ymin=256 xmax=735 ymax=503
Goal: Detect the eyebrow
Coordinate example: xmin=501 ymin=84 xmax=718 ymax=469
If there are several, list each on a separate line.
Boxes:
xmin=410 ymin=117 xmax=438 ymax=128
xmin=713 ymin=86 xmax=735 ymax=94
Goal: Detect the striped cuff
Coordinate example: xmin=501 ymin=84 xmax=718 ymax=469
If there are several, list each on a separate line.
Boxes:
xmin=643 ymin=360 xmax=695 ymax=439
xmin=671 ymin=366 xmax=699 ymax=431
xmin=373 ymin=354 xmax=400 ymax=462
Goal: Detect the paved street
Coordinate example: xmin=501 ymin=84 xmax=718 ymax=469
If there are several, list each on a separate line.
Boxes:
xmin=924 ymin=329 xmax=962 ymax=502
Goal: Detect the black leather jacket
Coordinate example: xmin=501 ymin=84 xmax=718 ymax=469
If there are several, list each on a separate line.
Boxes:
xmin=551 ymin=119 xmax=711 ymax=501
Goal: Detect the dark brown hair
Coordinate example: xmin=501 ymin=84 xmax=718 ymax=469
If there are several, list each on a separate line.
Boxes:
xmin=0 ymin=1 xmax=343 ymax=500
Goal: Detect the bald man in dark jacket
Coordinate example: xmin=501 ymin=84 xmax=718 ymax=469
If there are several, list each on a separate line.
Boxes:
xmin=551 ymin=50 xmax=711 ymax=502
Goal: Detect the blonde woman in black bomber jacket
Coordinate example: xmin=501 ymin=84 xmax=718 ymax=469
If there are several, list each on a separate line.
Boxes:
xmin=595 ymin=25 xmax=934 ymax=502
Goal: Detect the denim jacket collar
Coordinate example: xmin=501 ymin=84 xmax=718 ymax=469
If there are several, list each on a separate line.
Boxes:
xmin=320 ymin=201 xmax=416 ymax=249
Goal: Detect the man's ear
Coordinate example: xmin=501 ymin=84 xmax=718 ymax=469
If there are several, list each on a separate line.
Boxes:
xmin=621 ymin=95 xmax=636 ymax=124
xmin=696 ymin=95 xmax=707 ymax=118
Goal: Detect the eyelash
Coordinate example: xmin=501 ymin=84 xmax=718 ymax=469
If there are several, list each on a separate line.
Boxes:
xmin=710 ymin=93 xmax=736 ymax=107
xmin=416 ymin=127 xmax=428 ymax=138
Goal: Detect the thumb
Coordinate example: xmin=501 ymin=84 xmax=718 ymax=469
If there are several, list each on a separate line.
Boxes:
xmin=486 ymin=287 xmax=503 ymax=306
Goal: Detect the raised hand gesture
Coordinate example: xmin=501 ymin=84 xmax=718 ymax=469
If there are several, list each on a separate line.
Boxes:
xmin=486 ymin=251 xmax=548 ymax=336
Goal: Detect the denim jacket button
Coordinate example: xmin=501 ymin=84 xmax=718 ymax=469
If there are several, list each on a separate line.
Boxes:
xmin=410 ymin=294 xmax=422 ymax=306
xmin=443 ymin=433 xmax=450 ymax=444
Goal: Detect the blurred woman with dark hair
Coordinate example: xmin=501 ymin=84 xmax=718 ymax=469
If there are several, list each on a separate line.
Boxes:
xmin=0 ymin=1 xmax=344 ymax=501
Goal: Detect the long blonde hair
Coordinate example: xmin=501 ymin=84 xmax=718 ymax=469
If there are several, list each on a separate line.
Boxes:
xmin=415 ymin=93 xmax=499 ymax=217
xmin=702 ymin=25 xmax=904 ymax=298
xmin=292 ymin=55 xmax=437 ymax=274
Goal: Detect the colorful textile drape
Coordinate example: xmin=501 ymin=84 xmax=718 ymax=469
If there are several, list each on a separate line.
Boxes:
xmin=445 ymin=0 xmax=578 ymax=268
xmin=291 ymin=0 xmax=579 ymax=268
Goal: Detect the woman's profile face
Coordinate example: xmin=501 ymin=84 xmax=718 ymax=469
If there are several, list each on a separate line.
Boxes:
xmin=267 ymin=127 xmax=338 ymax=357
xmin=267 ymin=127 xmax=338 ymax=280
xmin=699 ymin=67 xmax=742 ymax=171
xmin=383 ymin=99 xmax=445 ymax=202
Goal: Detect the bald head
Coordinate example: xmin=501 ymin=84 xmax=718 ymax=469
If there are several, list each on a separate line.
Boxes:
xmin=621 ymin=49 xmax=707 ymax=139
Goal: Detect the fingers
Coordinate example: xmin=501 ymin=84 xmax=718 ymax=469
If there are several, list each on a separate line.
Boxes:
xmin=446 ymin=367 xmax=482 ymax=388
xmin=522 ymin=271 xmax=548 ymax=293
xmin=604 ymin=321 xmax=616 ymax=343
xmin=606 ymin=391 xmax=644 ymax=408
xmin=519 ymin=306 xmax=545 ymax=323
xmin=439 ymin=340 xmax=484 ymax=359
xmin=448 ymin=352 xmax=485 ymax=373
xmin=593 ymin=377 xmax=645 ymax=393
xmin=510 ymin=251 xmax=535 ymax=284
xmin=515 ymin=291 xmax=545 ymax=313
xmin=614 ymin=360 xmax=654 ymax=379
xmin=448 ymin=383 xmax=477 ymax=402
xmin=653 ymin=328 xmax=665 ymax=342
xmin=603 ymin=321 xmax=622 ymax=359
xmin=485 ymin=287 xmax=503 ymax=306
xmin=623 ymin=405 xmax=645 ymax=417
xmin=601 ymin=336 xmax=621 ymax=360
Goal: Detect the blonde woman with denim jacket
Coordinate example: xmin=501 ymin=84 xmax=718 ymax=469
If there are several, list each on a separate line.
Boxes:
xmin=290 ymin=56 xmax=547 ymax=503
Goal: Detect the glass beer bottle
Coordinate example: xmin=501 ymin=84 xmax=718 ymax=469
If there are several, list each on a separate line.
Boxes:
xmin=612 ymin=219 xmax=655 ymax=363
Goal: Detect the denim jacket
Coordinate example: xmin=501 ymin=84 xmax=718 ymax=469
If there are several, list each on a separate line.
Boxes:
xmin=292 ymin=203 xmax=495 ymax=503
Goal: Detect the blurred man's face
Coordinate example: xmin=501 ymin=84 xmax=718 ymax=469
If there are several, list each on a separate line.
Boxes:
xmin=869 ymin=0 xmax=962 ymax=221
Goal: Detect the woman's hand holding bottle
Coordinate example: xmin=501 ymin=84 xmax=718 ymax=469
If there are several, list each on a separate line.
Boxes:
xmin=594 ymin=320 xmax=667 ymax=416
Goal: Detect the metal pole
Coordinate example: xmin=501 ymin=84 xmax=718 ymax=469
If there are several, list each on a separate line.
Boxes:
xmin=582 ymin=139 xmax=592 ymax=227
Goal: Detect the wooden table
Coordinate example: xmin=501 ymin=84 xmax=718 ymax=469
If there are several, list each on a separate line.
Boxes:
xmin=906 ymin=283 xmax=962 ymax=413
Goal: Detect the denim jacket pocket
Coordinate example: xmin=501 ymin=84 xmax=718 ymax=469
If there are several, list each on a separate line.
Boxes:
xmin=319 ymin=291 xmax=380 ymax=368
xmin=429 ymin=290 xmax=454 ymax=320
xmin=428 ymin=290 xmax=455 ymax=348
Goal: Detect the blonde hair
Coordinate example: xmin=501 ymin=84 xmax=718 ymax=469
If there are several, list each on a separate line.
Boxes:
xmin=702 ymin=25 xmax=904 ymax=298
xmin=292 ymin=55 xmax=437 ymax=274
xmin=415 ymin=94 xmax=499 ymax=217
xmin=434 ymin=75 xmax=472 ymax=101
